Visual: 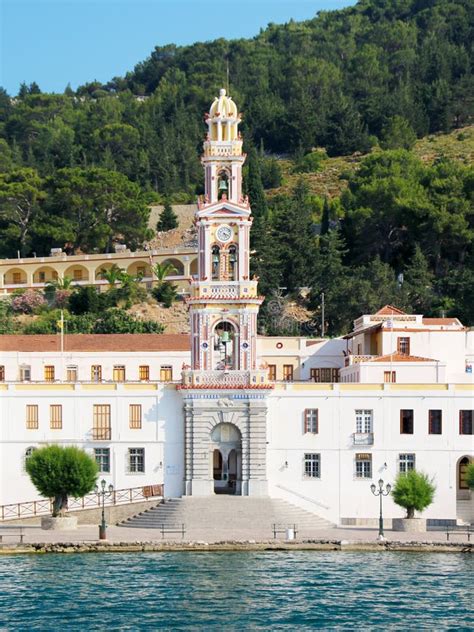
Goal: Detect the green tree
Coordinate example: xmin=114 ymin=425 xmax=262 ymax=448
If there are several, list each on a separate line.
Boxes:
xmin=25 ymin=445 xmax=98 ymax=517
xmin=392 ymin=470 xmax=436 ymax=519
xmin=381 ymin=115 xmax=417 ymax=150
xmin=157 ymin=200 xmax=178 ymax=231
xmin=245 ymin=146 xmax=268 ymax=251
xmin=0 ymin=168 xmax=44 ymax=255
xmin=403 ymin=245 xmax=434 ymax=313
xmin=93 ymin=308 xmax=164 ymax=333
xmin=69 ymin=286 xmax=100 ymax=315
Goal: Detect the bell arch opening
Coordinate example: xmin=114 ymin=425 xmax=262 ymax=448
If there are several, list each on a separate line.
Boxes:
xmin=212 ymin=320 xmax=239 ymax=370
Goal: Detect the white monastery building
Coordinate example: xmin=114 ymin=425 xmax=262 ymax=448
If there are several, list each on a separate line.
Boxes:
xmin=0 ymin=90 xmax=472 ymax=527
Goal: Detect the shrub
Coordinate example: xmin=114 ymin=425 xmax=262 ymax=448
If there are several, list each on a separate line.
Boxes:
xmin=392 ymin=470 xmax=436 ymax=519
xmin=69 ymin=286 xmax=100 ymax=314
xmin=25 ymin=445 xmax=98 ymax=517
xmin=294 ymin=150 xmax=327 ymax=174
xmin=11 ymin=290 xmax=46 ymax=314
xmin=93 ymin=307 xmax=164 ymax=333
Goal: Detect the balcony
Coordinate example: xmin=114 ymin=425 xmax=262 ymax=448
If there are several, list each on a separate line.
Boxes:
xmin=91 ymin=428 xmax=111 ymax=441
xmin=180 ymin=369 xmax=272 ymax=389
xmin=352 ymin=433 xmax=374 ymax=446
xmin=345 ymin=355 xmax=377 ymax=367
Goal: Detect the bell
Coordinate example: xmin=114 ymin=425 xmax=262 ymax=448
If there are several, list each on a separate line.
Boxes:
xmin=218 ymin=178 xmax=228 ymax=191
xmin=220 ymin=331 xmax=230 ymax=343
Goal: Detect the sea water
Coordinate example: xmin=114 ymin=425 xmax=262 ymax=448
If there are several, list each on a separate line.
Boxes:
xmin=0 ymin=551 xmax=471 ymax=630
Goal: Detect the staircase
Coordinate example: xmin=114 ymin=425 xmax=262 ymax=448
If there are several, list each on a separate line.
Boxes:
xmin=118 ymin=496 xmax=333 ymax=541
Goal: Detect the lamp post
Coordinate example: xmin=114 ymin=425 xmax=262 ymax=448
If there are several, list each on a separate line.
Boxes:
xmin=95 ymin=479 xmax=114 ymax=540
xmin=370 ymin=478 xmax=391 ymax=541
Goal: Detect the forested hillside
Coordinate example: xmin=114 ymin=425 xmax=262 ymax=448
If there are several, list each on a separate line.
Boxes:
xmin=0 ymin=0 xmax=472 ymax=334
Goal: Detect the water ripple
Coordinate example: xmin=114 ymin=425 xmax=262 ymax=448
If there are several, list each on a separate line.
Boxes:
xmin=0 ymin=552 xmax=472 ymax=631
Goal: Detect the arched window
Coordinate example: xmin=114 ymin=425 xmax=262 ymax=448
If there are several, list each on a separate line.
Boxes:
xmin=459 ymin=457 xmax=471 ymax=490
xmin=212 ymin=245 xmax=220 ymax=280
xmin=228 ymin=245 xmax=238 ymax=280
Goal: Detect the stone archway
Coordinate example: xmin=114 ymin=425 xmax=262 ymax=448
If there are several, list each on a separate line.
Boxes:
xmin=210 ymin=423 xmax=242 ymax=495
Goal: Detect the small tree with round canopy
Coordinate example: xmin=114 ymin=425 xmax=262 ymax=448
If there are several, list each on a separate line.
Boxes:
xmin=392 ymin=470 xmax=435 ymax=519
xmin=26 ymin=445 xmax=98 ymax=517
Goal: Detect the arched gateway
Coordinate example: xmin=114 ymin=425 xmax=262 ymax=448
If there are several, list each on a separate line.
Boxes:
xmin=180 ymin=89 xmax=271 ymax=497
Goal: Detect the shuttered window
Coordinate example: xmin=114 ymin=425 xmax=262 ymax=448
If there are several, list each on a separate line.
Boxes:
xmin=129 ymin=405 xmax=142 ymax=429
xmin=93 ymin=405 xmax=111 ymax=440
xmin=91 ymin=365 xmax=102 ymax=382
xmin=139 ymin=365 xmax=150 ymax=381
xmin=50 ymin=405 xmax=62 ymax=429
xmin=268 ymin=365 xmax=276 ymax=381
xmin=113 ymin=365 xmax=126 ymax=382
xmin=311 ymin=368 xmax=339 ymax=383
xmin=160 ymin=366 xmax=173 ymax=381
xmin=44 ymin=366 xmax=55 ymax=382
xmin=283 ymin=365 xmax=293 ymax=381
xmin=26 ymin=405 xmax=39 ymax=429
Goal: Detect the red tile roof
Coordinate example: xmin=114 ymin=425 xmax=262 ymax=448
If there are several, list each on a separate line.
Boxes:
xmin=375 ymin=305 xmax=407 ymax=316
xmin=0 ymin=334 xmax=190 ymax=352
xmin=369 ymin=353 xmax=438 ymax=363
xmin=422 ymin=318 xmax=461 ymax=326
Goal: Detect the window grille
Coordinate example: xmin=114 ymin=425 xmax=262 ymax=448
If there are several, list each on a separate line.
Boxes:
xmin=303 ymin=453 xmax=320 ymax=478
xmin=355 ymin=453 xmax=372 ymax=478
xmin=304 ymin=409 xmax=318 ymax=434
xmin=129 ymin=448 xmax=145 ymax=473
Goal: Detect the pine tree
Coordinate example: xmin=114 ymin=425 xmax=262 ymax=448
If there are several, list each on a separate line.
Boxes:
xmin=321 ymin=197 xmax=330 ymax=235
xmin=245 ymin=146 xmax=268 ymax=251
xmin=403 ymin=245 xmax=434 ymax=313
xmin=157 ymin=200 xmax=178 ymax=231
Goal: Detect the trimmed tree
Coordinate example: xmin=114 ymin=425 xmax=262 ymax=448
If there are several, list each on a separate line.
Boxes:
xmin=392 ymin=470 xmax=436 ymax=519
xmin=466 ymin=462 xmax=474 ymax=491
xmin=25 ymin=445 xmax=98 ymax=517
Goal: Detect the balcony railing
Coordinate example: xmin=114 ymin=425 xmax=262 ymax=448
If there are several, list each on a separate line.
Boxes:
xmin=352 ymin=432 xmax=374 ymax=446
xmin=345 ymin=355 xmax=377 ymax=367
xmin=180 ymin=369 xmax=272 ymax=389
xmin=0 ymin=485 xmax=164 ymax=521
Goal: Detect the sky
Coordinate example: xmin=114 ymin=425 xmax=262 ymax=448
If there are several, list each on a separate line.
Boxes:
xmin=0 ymin=0 xmax=357 ymax=95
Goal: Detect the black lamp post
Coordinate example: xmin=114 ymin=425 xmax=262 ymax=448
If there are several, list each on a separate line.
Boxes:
xmin=370 ymin=478 xmax=391 ymax=541
xmin=95 ymin=479 xmax=114 ymax=540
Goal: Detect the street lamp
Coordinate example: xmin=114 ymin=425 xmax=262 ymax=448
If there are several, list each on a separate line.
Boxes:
xmin=370 ymin=478 xmax=391 ymax=541
xmin=95 ymin=479 xmax=114 ymax=540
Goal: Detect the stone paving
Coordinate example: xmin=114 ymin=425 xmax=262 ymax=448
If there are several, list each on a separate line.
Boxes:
xmin=1 ymin=523 xmax=471 ymax=546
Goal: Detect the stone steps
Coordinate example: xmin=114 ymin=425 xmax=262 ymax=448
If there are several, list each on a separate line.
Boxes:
xmin=118 ymin=496 xmax=333 ymax=536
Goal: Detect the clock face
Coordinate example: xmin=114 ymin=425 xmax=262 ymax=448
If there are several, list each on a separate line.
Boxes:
xmin=216 ymin=225 xmax=233 ymax=243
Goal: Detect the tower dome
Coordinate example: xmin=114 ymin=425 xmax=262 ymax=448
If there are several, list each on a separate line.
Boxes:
xmin=209 ymin=88 xmax=238 ymax=119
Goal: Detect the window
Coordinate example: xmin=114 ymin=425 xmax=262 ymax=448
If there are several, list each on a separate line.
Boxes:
xmin=400 ymin=410 xmax=414 ymax=434
xmin=93 ymin=404 xmax=111 ymax=440
xmin=160 ymin=366 xmax=173 ymax=381
xmin=73 ymin=269 xmax=83 ymax=280
xmin=303 ymin=453 xmax=320 ymax=478
xmin=459 ymin=457 xmax=471 ymax=490
xmin=429 ymin=410 xmax=442 ymax=435
xmin=113 ymin=365 xmax=126 ymax=382
xmin=20 ymin=365 xmax=31 ymax=381
xmin=44 ymin=365 xmax=55 ymax=382
xmin=129 ymin=404 xmax=142 ymax=429
xmin=24 ymin=447 xmax=37 ymax=470
xmin=384 ymin=371 xmax=396 ymax=383
xmin=355 ymin=453 xmax=372 ymax=478
xmin=357 ymin=344 xmax=362 ymax=355
xmin=304 ymin=409 xmax=318 ymax=434
xmin=13 ymin=272 xmax=22 ymax=284
xmin=129 ymin=448 xmax=145 ymax=473
xmin=94 ymin=448 xmax=110 ymax=473
xmin=399 ymin=453 xmax=416 ymax=473
xmin=39 ymin=271 xmax=45 ymax=282
xmin=459 ymin=410 xmax=473 ymax=435
xmin=397 ymin=337 xmax=410 ymax=355
xmin=50 ymin=405 xmax=62 ymax=429
xmin=139 ymin=365 xmax=150 ymax=381
xmin=26 ymin=405 xmax=39 ymax=429
xmin=91 ymin=365 xmax=102 ymax=382
xmin=311 ymin=368 xmax=339 ymax=383
xmin=355 ymin=410 xmax=373 ymax=434
xmin=137 ymin=266 xmax=146 ymax=277
xmin=268 ymin=365 xmax=276 ymax=381
xmin=0 ymin=366 xmax=4 ymax=381
xmin=283 ymin=365 xmax=294 ymax=382
xmin=66 ymin=365 xmax=78 ymax=382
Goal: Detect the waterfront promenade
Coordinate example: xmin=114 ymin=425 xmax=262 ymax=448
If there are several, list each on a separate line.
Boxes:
xmin=0 ymin=523 xmax=471 ymax=550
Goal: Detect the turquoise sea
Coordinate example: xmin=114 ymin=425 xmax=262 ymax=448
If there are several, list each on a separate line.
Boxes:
xmin=0 ymin=551 xmax=472 ymax=630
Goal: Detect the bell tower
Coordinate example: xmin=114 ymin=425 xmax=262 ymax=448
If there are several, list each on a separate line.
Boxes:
xmin=179 ymin=89 xmax=270 ymax=498
xmin=183 ymin=88 xmax=266 ymax=382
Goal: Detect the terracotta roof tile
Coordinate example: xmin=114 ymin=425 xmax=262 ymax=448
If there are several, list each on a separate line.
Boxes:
xmin=422 ymin=318 xmax=461 ymax=326
xmin=0 ymin=334 xmax=190 ymax=352
xmin=375 ymin=305 xmax=407 ymax=316
xmin=369 ymin=353 xmax=438 ymax=363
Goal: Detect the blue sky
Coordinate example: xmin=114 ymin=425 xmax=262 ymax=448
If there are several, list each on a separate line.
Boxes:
xmin=1 ymin=0 xmax=356 ymax=95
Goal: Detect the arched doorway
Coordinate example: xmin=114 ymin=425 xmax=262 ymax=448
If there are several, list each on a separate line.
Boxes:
xmin=212 ymin=320 xmax=239 ymax=370
xmin=211 ymin=423 xmax=242 ymax=495
xmin=457 ymin=456 xmax=472 ymax=499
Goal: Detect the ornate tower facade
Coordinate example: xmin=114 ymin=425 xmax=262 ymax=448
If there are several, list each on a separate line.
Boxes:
xmin=179 ymin=90 xmax=270 ymax=498
xmin=183 ymin=89 xmax=266 ymax=386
